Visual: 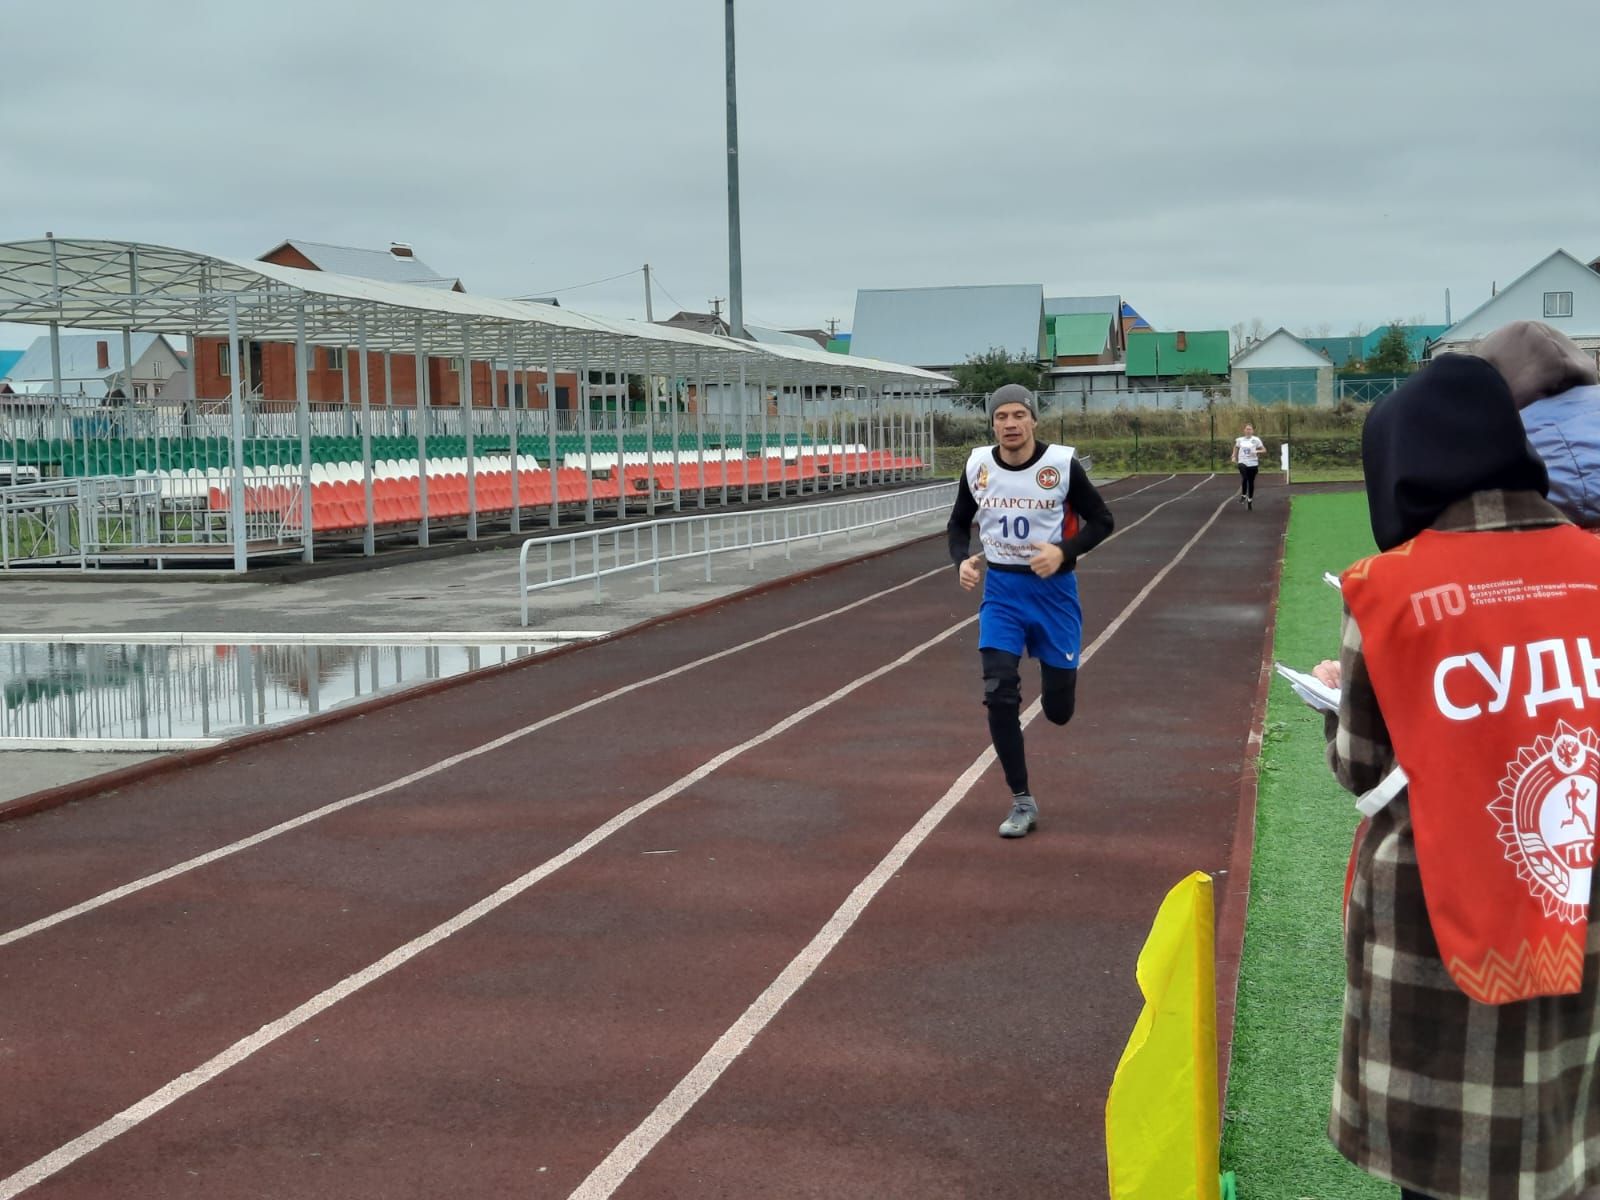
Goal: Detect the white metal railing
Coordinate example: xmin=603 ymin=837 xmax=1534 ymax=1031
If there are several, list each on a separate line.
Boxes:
xmin=1 ymin=475 xmax=169 ymax=567
xmin=518 ymin=482 xmax=955 ymax=623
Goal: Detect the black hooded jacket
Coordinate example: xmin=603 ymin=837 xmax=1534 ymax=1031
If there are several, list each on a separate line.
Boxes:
xmin=1362 ymin=354 xmax=1549 ymax=552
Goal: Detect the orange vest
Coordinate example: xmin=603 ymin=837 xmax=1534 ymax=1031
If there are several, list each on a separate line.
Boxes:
xmin=1343 ymin=525 xmax=1600 ymax=1004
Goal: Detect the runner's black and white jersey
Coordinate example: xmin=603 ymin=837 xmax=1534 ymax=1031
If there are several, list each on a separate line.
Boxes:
xmin=946 ymin=442 xmax=1115 ymax=573
xmin=962 ymin=443 xmax=1078 ymax=569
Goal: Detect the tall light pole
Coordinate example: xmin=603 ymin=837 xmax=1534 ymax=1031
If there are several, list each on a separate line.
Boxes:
xmin=724 ymin=0 xmax=745 ymax=340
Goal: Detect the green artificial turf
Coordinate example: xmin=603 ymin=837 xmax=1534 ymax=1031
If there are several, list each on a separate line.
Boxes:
xmin=1219 ymin=491 xmax=1391 ymax=1199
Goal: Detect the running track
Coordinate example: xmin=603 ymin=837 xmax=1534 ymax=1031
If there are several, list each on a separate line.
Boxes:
xmin=0 ymin=473 xmax=1286 ymax=1199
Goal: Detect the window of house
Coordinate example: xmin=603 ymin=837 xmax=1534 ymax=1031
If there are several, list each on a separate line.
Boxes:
xmin=325 ymin=347 xmax=346 ymax=370
xmin=217 ymin=344 xmax=231 ymax=376
xmin=1544 ymin=291 xmax=1574 ymax=318
xmin=451 ymin=357 xmax=465 ymax=373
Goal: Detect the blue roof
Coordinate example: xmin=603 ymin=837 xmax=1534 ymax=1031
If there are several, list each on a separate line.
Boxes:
xmin=1120 ymin=301 xmax=1151 ymax=330
xmin=0 ymin=349 xmax=23 ymax=379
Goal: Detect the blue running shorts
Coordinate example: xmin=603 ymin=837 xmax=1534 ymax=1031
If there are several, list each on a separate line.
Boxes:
xmin=978 ymin=568 xmax=1082 ymax=668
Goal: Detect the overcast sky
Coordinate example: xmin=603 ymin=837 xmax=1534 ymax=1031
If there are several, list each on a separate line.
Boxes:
xmin=3 ymin=0 xmax=1595 ymax=354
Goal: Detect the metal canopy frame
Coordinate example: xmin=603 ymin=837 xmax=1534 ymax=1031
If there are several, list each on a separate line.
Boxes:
xmin=0 ymin=238 xmax=953 ymax=388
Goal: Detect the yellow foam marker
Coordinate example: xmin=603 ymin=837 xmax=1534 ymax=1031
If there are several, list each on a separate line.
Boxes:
xmin=1105 ymin=870 xmax=1221 ymax=1200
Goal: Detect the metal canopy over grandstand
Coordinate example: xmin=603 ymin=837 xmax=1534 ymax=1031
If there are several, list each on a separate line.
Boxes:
xmin=0 ymin=238 xmax=950 ymax=573
xmin=0 ymin=239 xmax=948 ymax=387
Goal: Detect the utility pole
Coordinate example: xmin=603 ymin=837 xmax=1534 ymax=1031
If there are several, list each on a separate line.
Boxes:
xmin=709 ymin=297 xmax=725 ymax=324
xmin=724 ymin=0 xmax=745 ymax=340
xmin=643 ymin=263 xmax=654 ymax=322
xmin=826 ymin=317 xmax=839 ymax=337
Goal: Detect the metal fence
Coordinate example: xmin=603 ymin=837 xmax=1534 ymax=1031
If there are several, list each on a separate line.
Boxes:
xmin=518 ymin=481 xmax=955 ymax=621
xmin=931 ymin=374 xmax=1406 ymax=415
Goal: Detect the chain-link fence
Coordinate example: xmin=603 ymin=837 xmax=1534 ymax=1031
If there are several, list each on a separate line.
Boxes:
xmin=933 ymin=401 xmax=1367 ymax=477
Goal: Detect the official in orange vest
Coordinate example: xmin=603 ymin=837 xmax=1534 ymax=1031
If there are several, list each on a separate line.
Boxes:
xmin=1312 ymin=354 xmax=1600 ymax=1200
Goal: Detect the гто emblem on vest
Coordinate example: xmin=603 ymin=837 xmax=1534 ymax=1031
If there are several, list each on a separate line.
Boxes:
xmin=1489 ymin=721 xmax=1600 ymax=924
xmin=975 ymin=464 xmax=989 ymax=491
xmin=1036 ymin=466 xmax=1061 ymax=490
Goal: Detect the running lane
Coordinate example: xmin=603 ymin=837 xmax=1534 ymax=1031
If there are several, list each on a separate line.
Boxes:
xmin=0 ymin=475 xmax=1281 ymax=1199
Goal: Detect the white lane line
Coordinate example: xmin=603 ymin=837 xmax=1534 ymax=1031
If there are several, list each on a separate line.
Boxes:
xmin=0 ymin=615 xmax=981 ymax=1200
xmin=1085 ymin=474 xmax=1214 ymax=558
xmin=1108 ymin=472 xmax=1176 ymax=500
xmin=0 ymin=475 xmax=1198 ymax=949
xmin=567 ymin=490 xmax=1234 ymax=1199
xmin=0 ymin=568 xmax=946 ymax=949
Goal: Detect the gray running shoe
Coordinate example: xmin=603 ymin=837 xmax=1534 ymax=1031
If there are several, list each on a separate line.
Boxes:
xmin=998 ymin=795 xmax=1039 ymax=838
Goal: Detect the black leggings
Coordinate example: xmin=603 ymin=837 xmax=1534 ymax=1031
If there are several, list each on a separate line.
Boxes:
xmin=981 ymin=648 xmax=1077 ymax=796
xmin=1237 ymin=463 xmax=1259 ymax=498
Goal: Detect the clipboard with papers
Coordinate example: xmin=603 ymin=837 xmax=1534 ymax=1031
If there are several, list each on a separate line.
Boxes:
xmin=1273 ymin=661 xmax=1409 ymax=815
xmin=1273 ymin=662 xmax=1339 ymax=713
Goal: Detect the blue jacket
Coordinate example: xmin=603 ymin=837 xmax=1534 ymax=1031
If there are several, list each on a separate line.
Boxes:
xmin=1522 ymin=383 xmax=1600 ymax=528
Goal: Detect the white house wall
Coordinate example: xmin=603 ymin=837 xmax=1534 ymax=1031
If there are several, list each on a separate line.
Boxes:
xmin=130 ymin=338 xmax=182 ymax=394
xmin=1233 ymin=329 xmax=1330 ymax=369
xmin=1435 ymin=253 xmax=1600 ymax=349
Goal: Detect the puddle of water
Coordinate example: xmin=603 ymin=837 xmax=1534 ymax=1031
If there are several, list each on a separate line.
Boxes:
xmin=1 ymin=641 xmax=550 ymax=745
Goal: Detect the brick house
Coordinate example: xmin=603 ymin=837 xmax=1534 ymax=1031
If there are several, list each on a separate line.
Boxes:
xmin=192 ymin=240 xmax=577 ymax=411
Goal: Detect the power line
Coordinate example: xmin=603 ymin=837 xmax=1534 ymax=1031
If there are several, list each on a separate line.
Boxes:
xmin=511 ymin=266 xmax=642 ymax=300
xmin=647 ymin=270 xmax=689 ymax=316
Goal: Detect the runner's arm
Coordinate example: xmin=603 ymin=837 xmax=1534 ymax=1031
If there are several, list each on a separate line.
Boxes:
xmin=947 ymin=472 xmax=978 ymax=565
xmin=1057 ymin=459 xmax=1114 ymax=569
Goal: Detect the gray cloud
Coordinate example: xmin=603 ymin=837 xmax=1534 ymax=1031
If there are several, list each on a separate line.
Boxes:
xmin=3 ymin=0 xmax=1595 ymax=353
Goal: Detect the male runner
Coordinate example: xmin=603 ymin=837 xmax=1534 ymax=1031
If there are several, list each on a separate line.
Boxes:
xmin=946 ymin=383 xmax=1114 ymax=837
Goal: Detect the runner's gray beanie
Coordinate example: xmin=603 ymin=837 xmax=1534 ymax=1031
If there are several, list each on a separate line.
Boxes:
xmin=986 ymin=383 xmax=1037 ymax=421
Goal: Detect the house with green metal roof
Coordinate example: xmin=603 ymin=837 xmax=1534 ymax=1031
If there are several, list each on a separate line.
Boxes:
xmin=1124 ymin=329 xmax=1230 ymax=383
xmin=1303 ymin=335 xmax=1362 ymax=367
xmin=1046 ymin=312 xmax=1117 ymax=364
xmin=1305 ymin=324 xmax=1448 ymax=369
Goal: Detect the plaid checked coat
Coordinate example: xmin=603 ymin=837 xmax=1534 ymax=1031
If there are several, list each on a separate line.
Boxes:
xmin=1324 ymin=490 xmax=1600 ymax=1200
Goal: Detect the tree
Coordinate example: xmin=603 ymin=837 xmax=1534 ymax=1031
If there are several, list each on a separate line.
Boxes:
xmin=1173 ymin=368 xmax=1221 ymax=398
xmin=1364 ymin=325 xmax=1416 ymax=375
xmin=1229 ymin=317 xmax=1267 ymax=355
xmin=950 ymin=347 xmax=1046 ymax=407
